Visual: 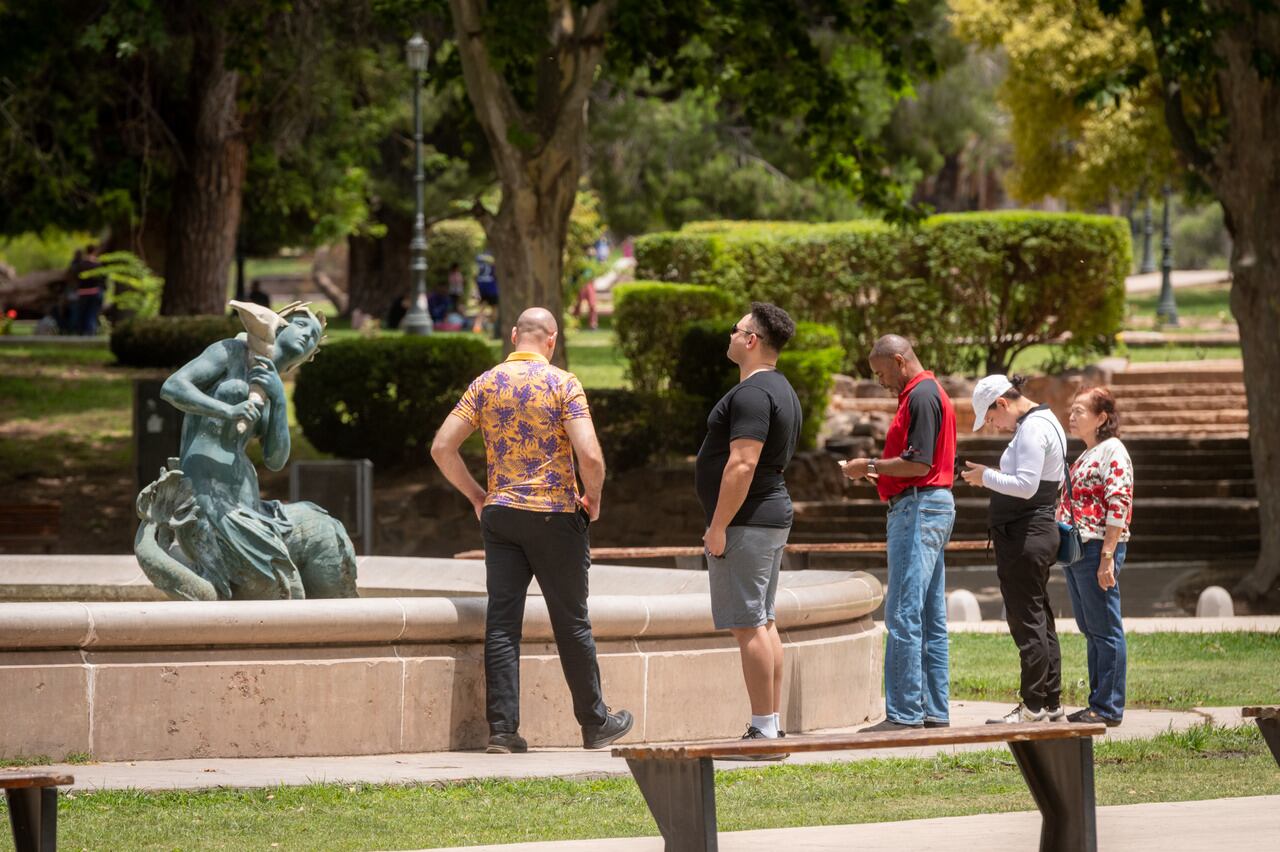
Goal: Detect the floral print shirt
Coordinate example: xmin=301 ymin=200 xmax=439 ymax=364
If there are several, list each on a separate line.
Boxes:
xmin=451 ymin=351 xmax=591 ymax=513
xmin=1058 ymin=437 xmax=1134 ymax=542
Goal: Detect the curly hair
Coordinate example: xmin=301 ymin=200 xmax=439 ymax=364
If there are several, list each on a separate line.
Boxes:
xmin=1076 ymin=386 xmax=1122 ymax=440
xmin=749 ymin=302 xmax=796 ymax=352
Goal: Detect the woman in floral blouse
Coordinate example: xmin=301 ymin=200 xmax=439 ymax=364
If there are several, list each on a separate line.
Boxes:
xmin=1060 ymin=387 xmax=1133 ymax=726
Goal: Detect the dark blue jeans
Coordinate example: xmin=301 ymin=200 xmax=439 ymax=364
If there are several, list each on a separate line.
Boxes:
xmin=1062 ymin=539 xmax=1127 ymax=721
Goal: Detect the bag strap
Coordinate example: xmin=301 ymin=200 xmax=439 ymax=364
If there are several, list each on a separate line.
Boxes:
xmin=1048 ymin=419 xmax=1076 ymax=524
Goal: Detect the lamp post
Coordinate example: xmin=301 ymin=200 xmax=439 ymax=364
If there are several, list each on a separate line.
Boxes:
xmin=400 ymin=33 xmax=433 ymax=336
xmin=1156 ymin=183 xmax=1179 ymax=326
xmin=1139 ymin=194 xmax=1156 ymax=274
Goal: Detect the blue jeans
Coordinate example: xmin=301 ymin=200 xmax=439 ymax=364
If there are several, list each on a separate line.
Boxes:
xmin=884 ymin=488 xmax=955 ymax=725
xmin=1062 ymin=539 xmax=1127 ymax=721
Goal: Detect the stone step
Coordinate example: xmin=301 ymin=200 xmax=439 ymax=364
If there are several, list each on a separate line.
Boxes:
xmin=1111 ymin=369 xmax=1244 ymax=386
xmin=1108 ymin=382 xmax=1246 ymax=398
xmin=1120 ymin=423 xmax=1249 ymax=436
xmin=1116 ymin=395 xmax=1248 ymax=412
xmin=1119 ymin=410 xmax=1250 ymax=425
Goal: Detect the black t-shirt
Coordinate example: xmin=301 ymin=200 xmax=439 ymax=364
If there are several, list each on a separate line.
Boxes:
xmin=694 ymin=370 xmax=803 ymax=528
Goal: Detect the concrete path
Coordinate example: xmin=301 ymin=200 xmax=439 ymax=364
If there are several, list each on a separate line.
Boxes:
xmin=1125 ymin=269 xmax=1230 ymax=294
xmin=38 ymin=700 xmax=1251 ymax=793
xmin=430 ymin=795 xmax=1280 ymax=852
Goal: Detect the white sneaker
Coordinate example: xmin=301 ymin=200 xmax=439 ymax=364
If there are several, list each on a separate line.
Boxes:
xmin=1045 ymin=706 xmax=1065 ymax=721
xmin=987 ymin=703 xmax=1046 ymax=724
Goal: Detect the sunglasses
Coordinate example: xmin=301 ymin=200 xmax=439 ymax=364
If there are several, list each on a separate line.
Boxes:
xmin=730 ymin=324 xmax=757 ymax=339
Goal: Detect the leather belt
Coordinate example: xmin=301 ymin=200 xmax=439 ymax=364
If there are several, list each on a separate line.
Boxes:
xmin=888 ymin=485 xmax=947 ymax=508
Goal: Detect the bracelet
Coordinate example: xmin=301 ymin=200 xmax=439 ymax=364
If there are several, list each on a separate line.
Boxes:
xmin=1101 ymin=550 xmax=1114 ymax=559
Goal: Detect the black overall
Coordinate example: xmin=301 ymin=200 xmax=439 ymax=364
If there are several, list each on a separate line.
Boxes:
xmin=989 ymin=410 xmax=1063 ymax=713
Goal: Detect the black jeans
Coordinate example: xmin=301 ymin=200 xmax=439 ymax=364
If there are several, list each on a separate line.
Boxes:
xmin=991 ymin=511 xmax=1062 ymax=712
xmin=481 ymin=504 xmax=608 ymax=733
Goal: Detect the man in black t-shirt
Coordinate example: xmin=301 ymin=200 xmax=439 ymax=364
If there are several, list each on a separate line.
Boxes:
xmin=695 ymin=302 xmax=802 ymax=750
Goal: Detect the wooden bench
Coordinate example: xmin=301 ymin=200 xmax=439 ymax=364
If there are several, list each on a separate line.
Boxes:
xmin=1 ymin=771 xmax=73 ymax=852
xmin=1243 ymin=706 xmax=1280 ymax=766
xmin=453 ymin=539 xmax=989 ymax=569
xmin=613 ymin=721 xmax=1107 ymax=852
xmin=0 ymin=504 xmax=60 ymax=553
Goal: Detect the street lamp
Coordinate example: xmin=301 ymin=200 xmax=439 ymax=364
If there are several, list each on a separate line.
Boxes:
xmin=1156 ymin=183 xmax=1179 ymax=326
xmin=400 ymin=33 xmax=433 ymax=336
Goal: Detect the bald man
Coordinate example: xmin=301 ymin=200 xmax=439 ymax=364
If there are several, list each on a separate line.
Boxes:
xmin=840 ymin=334 xmax=957 ymax=732
xmin=432 ymin=308 xmax=633 ymax=753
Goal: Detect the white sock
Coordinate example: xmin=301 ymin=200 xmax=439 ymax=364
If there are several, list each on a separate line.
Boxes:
xmin=773 ymin=713 xmax=781 ymax=732
xmin=751 ymin=714 xmax=778 ymax=737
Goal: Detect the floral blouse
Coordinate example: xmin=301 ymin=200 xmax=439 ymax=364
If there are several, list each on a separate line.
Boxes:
xmin=1058 ymin=437 xmax=1134 ymax=542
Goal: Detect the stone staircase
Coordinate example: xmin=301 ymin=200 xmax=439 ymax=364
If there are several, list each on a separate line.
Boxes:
xmin=1106 ymin=361 xmax=1248 ymax=437
xmin=794 ymin=435 xmax=1258 ymax=569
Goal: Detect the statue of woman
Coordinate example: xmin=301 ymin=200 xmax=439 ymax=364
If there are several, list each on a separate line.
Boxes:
xmin=134 ymin=301 xmax=357 ymax=601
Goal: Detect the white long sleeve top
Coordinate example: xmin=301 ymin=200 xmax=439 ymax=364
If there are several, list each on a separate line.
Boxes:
xmin=981 ymin=407 xmax=1067 ymax=499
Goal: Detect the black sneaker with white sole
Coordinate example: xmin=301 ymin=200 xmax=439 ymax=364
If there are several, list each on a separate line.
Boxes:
xmin=486 ymin=732 xmax=528 ymax=754
xmin=716 ymin=726 xmax=789 ymax=761
xmin=582 ymin=708 xmax=634 ymax=749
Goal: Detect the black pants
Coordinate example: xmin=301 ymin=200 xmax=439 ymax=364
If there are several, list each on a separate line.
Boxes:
xmin=991 ymin=512 xmax=1062 ymax=712
xmin=481 ymin=504 xmax=608 ymax=733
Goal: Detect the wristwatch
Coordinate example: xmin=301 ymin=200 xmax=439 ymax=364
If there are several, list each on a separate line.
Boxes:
xmin=867 ymin=459 xmax=878 ymax=476
xmin=1101 ymin=550 xmax=1115 ymax=559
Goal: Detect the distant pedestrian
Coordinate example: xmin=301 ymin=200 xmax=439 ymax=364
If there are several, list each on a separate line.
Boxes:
xmin=961 ymin=375 xmax=1068 ymax=725
xmin=572 ymin=249 xmax=598 ymax=330
xmin=431 ymin=307 xmax=633 ymax=754
xmin=71 ymin=244 xmax=104 ymax=336
xmin=1060 ymin=387 xmax=1133 ymax=727
xmin=697 ymin=302 xmax=802 ymax=751
xmin=447 ymin=262 xmax=465 ymax=313
xmin=841 ymin=334 xmax=957 ymax=731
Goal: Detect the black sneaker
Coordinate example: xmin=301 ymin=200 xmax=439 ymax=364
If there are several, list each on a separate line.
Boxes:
xmin=582 ymin=708 xmax=634 ymax=749
xmin=923 ymin=719 xmax=950 ymax=729
xmin=717 ymin=725 xmax=789 ymax=761
xmin=486 ymin=732 xmax=528 ymax=754
xmin=1067 ymin=708 xmax=1121 ymax=727
xmin=860 ymin=718 xmax=924 ymax=733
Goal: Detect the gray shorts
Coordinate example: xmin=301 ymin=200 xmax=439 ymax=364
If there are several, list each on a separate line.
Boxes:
xmin=706 ymin=525 xmax=792 ymax=630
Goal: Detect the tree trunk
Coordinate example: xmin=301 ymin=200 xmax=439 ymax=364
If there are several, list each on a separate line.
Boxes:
xmin=347 ymin=210 xmax=412 ymax=322
xmin=486 ymin=161 xmax=579 ymax=366
xmin=1209 ymin=11 xmax=1280 ymax=598
xmin=160 ymin=31 xmax=247 ymax=317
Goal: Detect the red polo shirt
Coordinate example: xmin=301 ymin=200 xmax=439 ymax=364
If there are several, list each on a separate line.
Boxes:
xmin=876 ymin=370 xmax=956 ymax=501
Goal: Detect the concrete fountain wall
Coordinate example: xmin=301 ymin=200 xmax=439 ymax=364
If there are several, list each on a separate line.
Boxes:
xmin=0 ymin=556 xmax=884 ymax=761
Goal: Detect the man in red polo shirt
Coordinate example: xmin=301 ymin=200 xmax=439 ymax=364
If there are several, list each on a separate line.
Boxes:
xmin=841 ymin=334 xmax=957 ymax=731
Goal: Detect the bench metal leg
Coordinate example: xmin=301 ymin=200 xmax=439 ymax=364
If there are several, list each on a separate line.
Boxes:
xmin=626 ymin=757 xmax=718 ymax=852
xmin=6 ymin=786 xmax=58 ymax=852
xmin=1256 ymin=717 xmax=1280 ymax=767
xmin=1008 ymin=737 xmax=1097 ymax=852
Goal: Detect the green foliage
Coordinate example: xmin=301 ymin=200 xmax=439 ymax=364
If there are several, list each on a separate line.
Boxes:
xmin=109 ymin=316 xmax=242 ymax=369
xmin=673 ymin=320 xmax=845 ymax=450
xmin=83 ymin=251 xmax=164 ymax=319
xmin=294 ymin=336 xmax=495 ymax=466
xmin=0 ymin=229 xmax=93 ymax=275
xmin=1172 ymin=201 xmax=1230 ymax=270
xmin=587 ymin=389 xmax=707 ymax=473
xmin=562 ymin=191 xmax=607 ymax=305
xmin=636 ymin=212 xmax=1130 ymax=375
xmin=612 ymin=282 xmax=737 ymax=392
xmin=427 ymin=220 xmax=486 ymax=291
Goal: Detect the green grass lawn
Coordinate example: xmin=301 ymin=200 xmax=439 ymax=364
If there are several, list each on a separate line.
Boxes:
xmin=4 ymin=724 xmax=1271 ymax=850
xmin=1128 ymin=283 xmax=1233 ymax=321
xmin=951 ymin=632 xmax=1280 ymax=710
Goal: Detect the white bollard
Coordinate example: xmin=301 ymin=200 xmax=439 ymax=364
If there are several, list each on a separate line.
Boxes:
xmin=947 ymin=589 xmax=982 ymax=623
xmin=1196 ymin=585 xmax=1235 ymax=618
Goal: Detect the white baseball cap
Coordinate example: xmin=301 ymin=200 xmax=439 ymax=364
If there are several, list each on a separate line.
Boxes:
xmin=971 ymin=374 xmax=1014 ymax=431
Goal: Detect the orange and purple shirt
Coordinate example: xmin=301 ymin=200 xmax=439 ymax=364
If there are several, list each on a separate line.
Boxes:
xmin=451 ymin=351 xmax=591 ymax=513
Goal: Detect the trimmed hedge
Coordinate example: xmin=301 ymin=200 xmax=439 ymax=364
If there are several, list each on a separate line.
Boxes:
xmin=110 ymin=315 xmax=242 ymax=368
xmin=673 ymin=320 xmax=845 ymax=450
xmin=636 ymin=212 xmax=1131 ymax=375
xmin=294 ymin=335 xmax=495 ymax=465
xmin=613 ymin=281 xmax=737 ymax=392
xmin=587 ymin=389 xmax=707 ymax=472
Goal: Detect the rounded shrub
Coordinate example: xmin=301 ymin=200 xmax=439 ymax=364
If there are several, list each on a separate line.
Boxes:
xmin=294 ymin=335 xmax=495 ymax=466
xmin=613 ymin=281 xmax=738 ymax=392
xmin=588 ymin=388 xmax=707 ymax=472
xmin=110 ymin=315 xmax=242 ymax=368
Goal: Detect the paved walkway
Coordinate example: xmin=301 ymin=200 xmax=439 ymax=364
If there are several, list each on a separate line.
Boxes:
xmin=430 ymin=795 xmax=1280 ymax=852
xmin=1125 ymin=269 xmax=1230 ymax=294
xmin=39 ymin=701 xmax=1248 ymax=793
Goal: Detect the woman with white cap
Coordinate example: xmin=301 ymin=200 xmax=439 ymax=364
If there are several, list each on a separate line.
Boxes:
xmin=961 ymin=375 xmax=1068 ymax=724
